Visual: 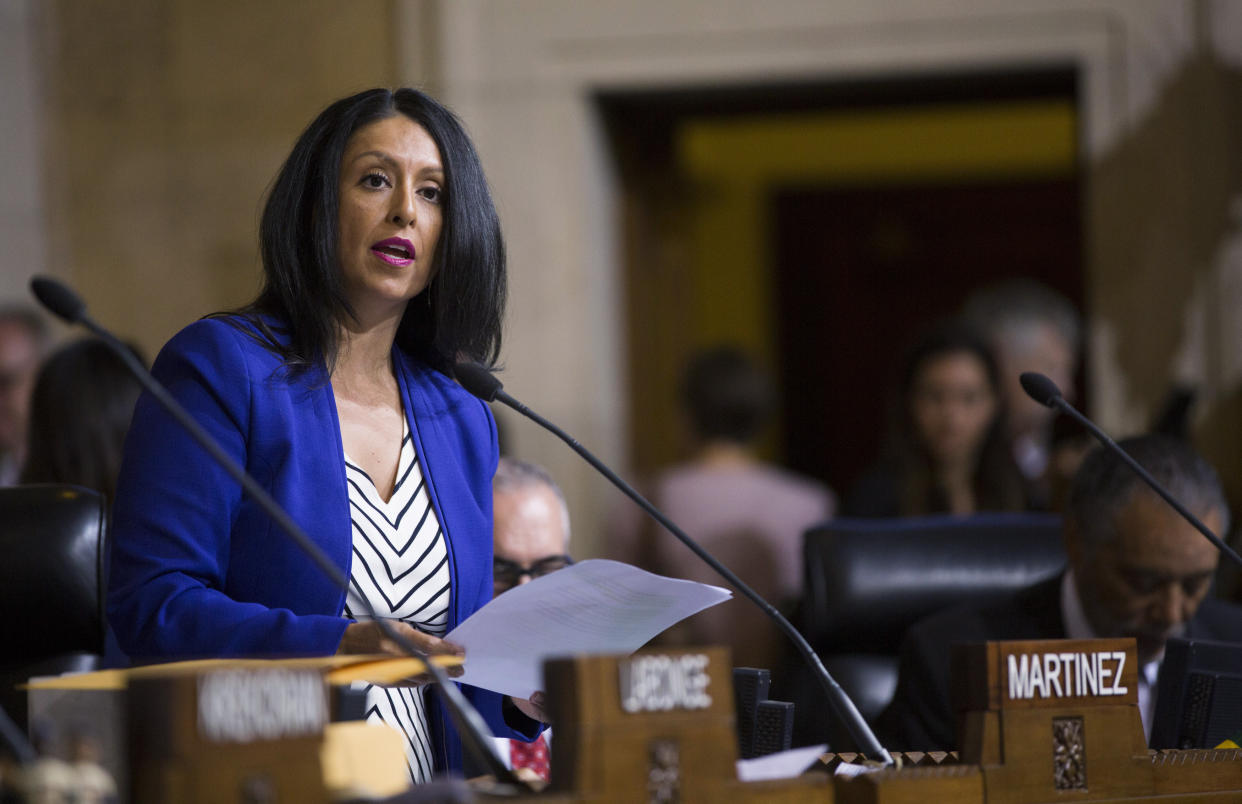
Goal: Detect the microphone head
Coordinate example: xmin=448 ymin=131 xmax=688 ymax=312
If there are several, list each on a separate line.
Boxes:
xmin=1020 ymin=372 xmax=1063 ymax=408
xmin=30 ymin=276 xmax=86 ymax=324
xmin=454 ymin=362 xmax=503 ymax=402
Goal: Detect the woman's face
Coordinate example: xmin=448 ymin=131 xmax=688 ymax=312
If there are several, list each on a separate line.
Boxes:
xmin=336 ymin=115 xmax=444 ymax=322
xmin=909 ymin=351 xmax=998 ymax=466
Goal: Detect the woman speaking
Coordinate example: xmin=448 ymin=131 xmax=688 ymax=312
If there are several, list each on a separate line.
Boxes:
xmin=107 ymin=88 xmax=541 ymax=782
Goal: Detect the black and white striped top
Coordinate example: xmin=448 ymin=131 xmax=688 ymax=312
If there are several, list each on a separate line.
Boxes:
xmin=343 ymin=417 xmax=451 ymax=784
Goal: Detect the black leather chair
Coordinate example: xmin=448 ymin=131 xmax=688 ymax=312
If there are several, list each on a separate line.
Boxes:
xmin=0 ymin=484 xmax=108 ymax=732
xmin=792 ymin=513 xmax=1065 ymax=748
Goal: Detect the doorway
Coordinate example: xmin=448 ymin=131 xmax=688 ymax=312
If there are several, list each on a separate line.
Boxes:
xmin=773 ymin=177 xmax=1082 ymax=497
xmin=598 ymin=67 xmax=1083 ymax=498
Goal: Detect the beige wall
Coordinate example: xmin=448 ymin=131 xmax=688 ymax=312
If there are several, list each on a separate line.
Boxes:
xmin=2 ymin=0 xmax=1240 ymax=552
xmin=0 ymin=0 xmax=47 ymax=303
xmin=35 ymin=0 xmax=402 ymax=356
xmin=1089 ymin=43 xmax=1242 ymax=506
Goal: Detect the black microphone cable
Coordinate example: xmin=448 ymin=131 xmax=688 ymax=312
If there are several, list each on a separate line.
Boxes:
xmin=454 ymin=361 xmax=895 ymax=766
xmin=1020 ymin=371 xmax=1242 ymax=570
xmin=0 ymin=704 xmax=37 ymax=766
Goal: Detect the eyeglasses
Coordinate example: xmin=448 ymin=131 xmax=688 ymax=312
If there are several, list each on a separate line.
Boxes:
xmin=493 ymin=554 xmax=574 ymax=592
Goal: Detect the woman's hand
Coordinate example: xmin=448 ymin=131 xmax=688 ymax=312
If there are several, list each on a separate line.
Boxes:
xmin=338 ymin=620 xmax=465 ymax=680
xmin=509 ymin=691 xmax=549 ymax=724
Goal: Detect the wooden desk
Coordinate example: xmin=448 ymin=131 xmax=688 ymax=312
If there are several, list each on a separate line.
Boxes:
xmin=23 ymin=642 xmax=1242 ymax=802
xmin=833 ymin=638 xmax=1242 ymax=803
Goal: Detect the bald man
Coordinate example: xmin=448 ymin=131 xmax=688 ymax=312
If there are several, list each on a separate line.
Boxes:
xmin=491 ymin=458 xmax=572 ymax=781
xmin=492 ymin=458 xmax=572 ymax=597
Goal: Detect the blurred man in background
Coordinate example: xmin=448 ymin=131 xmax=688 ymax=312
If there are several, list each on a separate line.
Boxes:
xmin=963 ymin=279 xmax=1082 ymax=509
xmin=608 ymin=346 xmax=833 ymax=675
xmin=491 ymin=457 xmax=572 ymax=782
xmin=0 ymin=305 xmax=50 ymax=486
xmin=492 ymin=457 xmax=572 ymax=598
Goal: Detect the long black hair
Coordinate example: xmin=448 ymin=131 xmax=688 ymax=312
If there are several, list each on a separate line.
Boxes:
xmin=241 ymin=87 xmax=506 ymax=374
xmin=21 ymin=337 xmax=145 ymax=504
xmin=886 ymin=321 xmax=1025 ymax=515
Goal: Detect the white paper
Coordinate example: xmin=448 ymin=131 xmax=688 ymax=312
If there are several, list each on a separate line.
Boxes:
xmin=833 ymin=759 xmax=883 ymax=778
xmin=446 ymin=559 xmax=731 ymax=699
xmin=736 ymin=744 xmax=827 ymax=781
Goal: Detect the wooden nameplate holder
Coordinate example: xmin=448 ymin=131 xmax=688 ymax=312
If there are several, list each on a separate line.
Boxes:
xmin=532 ymin=646 xmax=831 ymax=802
xmin=35 ymin=640 xmax=1242 ymax=801
xmin=126 ymin=661 xmax=334 ymax=803
xmin=29 ymin=654 xmax=455 ymax=802
xmin=834 ymin=638 xmax=1242 ymax=803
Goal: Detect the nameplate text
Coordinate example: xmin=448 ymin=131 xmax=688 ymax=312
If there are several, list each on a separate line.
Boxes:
xmin=1006 ymin=650 xmax=1128 ymax=701
xmin=197 ymin=669 xmax=326 ymax=743
xmin=619 ymin=653 xmax=712 ymax=714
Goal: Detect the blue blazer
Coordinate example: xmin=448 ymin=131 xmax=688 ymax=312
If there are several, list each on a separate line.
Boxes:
xmin=109 ymin=315 xmax=536 ymax=773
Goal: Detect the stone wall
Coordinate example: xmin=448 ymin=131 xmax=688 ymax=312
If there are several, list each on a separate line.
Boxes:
xmin=2 ymin=0 xmax=1239 ymax=552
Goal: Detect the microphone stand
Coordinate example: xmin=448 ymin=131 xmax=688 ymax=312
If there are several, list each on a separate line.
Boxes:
xmin=0 ymin=704 xmax=36 ymax=766
xmin=31 ymin=278 xmax=525 ymax=790
xmin=1035 ymin=385 xmax=1242 ymax=571
xmin=458 ymin=365 xmax=894 ymax=766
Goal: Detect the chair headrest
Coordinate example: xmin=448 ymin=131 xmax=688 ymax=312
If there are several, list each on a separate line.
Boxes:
xmin=0 ymin=484 xmax=107 ymax=658
xmin=803 ymin=513 xmax=1065 ymax=651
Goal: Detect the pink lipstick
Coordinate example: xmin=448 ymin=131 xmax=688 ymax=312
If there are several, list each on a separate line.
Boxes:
xmin=370 ymin=237 xmax=416 ymax=267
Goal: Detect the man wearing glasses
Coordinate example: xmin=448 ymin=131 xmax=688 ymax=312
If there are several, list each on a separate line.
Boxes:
xmin=491 ymin=457 xmax=573 ymax=780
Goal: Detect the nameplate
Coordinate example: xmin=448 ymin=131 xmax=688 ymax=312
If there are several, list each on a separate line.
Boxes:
xmin=952 ymin=638 xmax=1138 ymax=712
xmin=197 ymin=669 xmax=327 ymax=743
xmin=617 ymin=653 xmax=712 ymax=714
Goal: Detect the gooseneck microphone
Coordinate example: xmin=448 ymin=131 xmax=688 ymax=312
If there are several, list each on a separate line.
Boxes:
xmin=29 ymin=277 xmax=523 ymax=787
xmin=30 ymin=277 xmax=86 ymax=323
xmin=0 ymin=707 xmax=35 ymax=766
xmin=454 ymin=361 xmax=895 ymax=765
xmin=1019 ymin=371 xmax=1242 ymax=570
xmin=1017 ymin=372 xmax=1061 ymax=409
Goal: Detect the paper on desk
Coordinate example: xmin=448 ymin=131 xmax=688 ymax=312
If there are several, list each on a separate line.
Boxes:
xmin=446 ymin=559 xmax=731 ymax=699
xmin=736 ymin=744 xmax=828 ymax=781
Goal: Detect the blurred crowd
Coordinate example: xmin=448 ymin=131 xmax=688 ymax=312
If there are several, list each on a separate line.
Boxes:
xmin=0 ymin=275 xmax=1229 ymax=608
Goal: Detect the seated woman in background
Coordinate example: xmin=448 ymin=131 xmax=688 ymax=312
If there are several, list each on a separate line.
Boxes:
xmin=846 ymin=322 xmax=1025 ymax=517
xmin=20 ymin=337 xmax=144 ymax=504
